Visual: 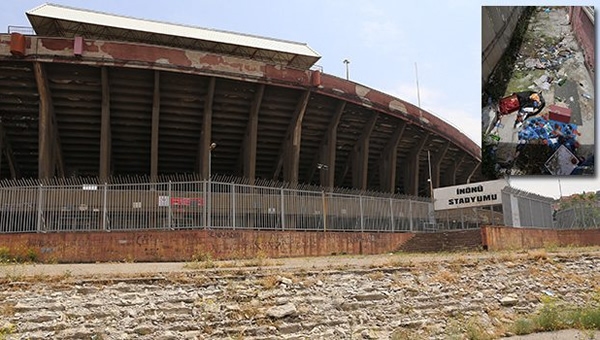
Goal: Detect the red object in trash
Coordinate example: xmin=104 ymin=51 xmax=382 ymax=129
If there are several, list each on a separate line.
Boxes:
xmin=499 ymin=94 xmax=520 ymax=115
xmin=548 ymin=104 xmax=571 ymax=123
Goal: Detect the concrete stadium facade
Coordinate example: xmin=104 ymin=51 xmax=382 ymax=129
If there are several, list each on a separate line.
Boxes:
xmin=0 ymin=4 xmax=482 ymax=197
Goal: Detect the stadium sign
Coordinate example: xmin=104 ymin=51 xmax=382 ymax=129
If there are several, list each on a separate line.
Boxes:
xmin=433 ymin=179 xmax=508 ymax=210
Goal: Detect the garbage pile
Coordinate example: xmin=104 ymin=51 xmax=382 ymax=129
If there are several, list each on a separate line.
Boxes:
xmin=517 ymin=116 xmax=580 ymax=153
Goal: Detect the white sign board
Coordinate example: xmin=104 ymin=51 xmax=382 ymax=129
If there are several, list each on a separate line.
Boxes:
xmin=433 ymin=179 xmax=508 ymax=211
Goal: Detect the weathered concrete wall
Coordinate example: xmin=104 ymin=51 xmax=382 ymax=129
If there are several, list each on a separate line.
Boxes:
xmin=0 ymin=34 xmax=481 ymax=161
xmin=569 ymin=6 xmax=595 ymax=81
xmin=482 ymin=225 xmax=600 ymax=250
xmin=0 ymin=230 xmax=415 ymax=263
xmin=481 ymin=6 xmax=526 ymax=85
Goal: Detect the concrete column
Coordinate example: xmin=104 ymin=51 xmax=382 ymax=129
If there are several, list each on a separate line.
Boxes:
xmin=100 ymin=67 xmax=111 ymax=181
xmin=198 ymin=77 xmax=216 ymax=179
xmin=320 ymin=101 xmax=345 ymax=189
xmin=431 ymin=143 xmax=450 ymax=189
xmin=379 ymin=122 xmax=406 ymax=193
xmin=150 ymin=70 xmax=160 ymax=182
xmin=243 ymin=84 xmax=264 ymax=185
xmin=34 ymin=62 xmax=54 ymax=179
xmin=404 ymin=134 xmax=429 ymax=196
xmin=444 ymin=153 xmax=465 ymax=186
xmin=352 ymin=113 xmax=379 ymax=190
xmin=283 ymin=90 xmax=310 ymax=186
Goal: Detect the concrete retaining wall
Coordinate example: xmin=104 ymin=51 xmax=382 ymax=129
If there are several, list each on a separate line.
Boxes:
xmin=0 ymin=230 xmax=414 ymax=263
xmin=482 ymin=225 xmax=600 ymax=250
xmin=569 ymin=6 xmax=595 ymax=81
xmin=2 ymin=226 xmax=599 ymax=263
xmin=482 ymin=6 xmax=526 ymax=85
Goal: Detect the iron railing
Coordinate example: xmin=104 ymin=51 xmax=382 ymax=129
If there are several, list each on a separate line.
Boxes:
xmin=0 ymin=179 xmax=437 ymax=234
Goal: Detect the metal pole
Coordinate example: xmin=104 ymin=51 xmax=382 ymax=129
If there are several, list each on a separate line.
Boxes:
xmin=409 ymin=200 xmax=413 ymax=232
xmin=280 ymin=187 xmax=285 ymax=231
xmin=322 ymin=191 xmax=327 ymax=232
xmin=415 ymin=62 xmax=421 ymax=108
xmin=232 ymin=182 xmax=236 ymax=230
xmin=389 ymin=197 xmax=394 ymax=232
xmin=168 ymin=180 xmax=172 ymax=229
xmin=37 ymin=184 xmax=43 ymax=232
xmin=359 ymin=195 xmax=364 ymax=232
xmin=343 ymin=59 xmax=350 ymax=80
xmin=203 ymin=180 xmax=207 ymax=229
xmin=208 ymin=150 xmax=212 ymax=229
xmin=102 ymin=183 xmax=108 ymax=231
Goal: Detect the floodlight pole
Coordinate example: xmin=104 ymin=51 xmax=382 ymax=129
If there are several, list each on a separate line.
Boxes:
xmin=415 ymin=62 xmax=421 ymax=108
xmin=343 ymin=59 xmax=350 ymax=80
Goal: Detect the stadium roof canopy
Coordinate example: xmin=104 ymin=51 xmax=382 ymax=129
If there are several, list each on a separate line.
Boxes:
xmin=26 ymin=3 xmax=321 ymax=70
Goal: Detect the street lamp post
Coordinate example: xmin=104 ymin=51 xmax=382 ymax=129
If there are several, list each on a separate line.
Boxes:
xmin=343 ymin=59 xmax=350 ymax=80
xmin=208 ymin=142 xmax=216 ymax=228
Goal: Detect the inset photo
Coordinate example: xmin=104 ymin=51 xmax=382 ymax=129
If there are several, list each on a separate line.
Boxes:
xmin=481 ymin=6 xmax=595 ymax=177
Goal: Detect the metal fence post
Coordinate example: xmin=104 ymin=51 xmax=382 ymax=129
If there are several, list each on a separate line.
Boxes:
xmin=322 ymin=190 xmax=326 ymax=232
xmin=359 ymin=195 xmax=364 ymax=232
xmin=389 ymin=197 xmax=394 ymax=232
xmin=280 ymin=187 xmax=285 ymax=231
xmin=409 ymin=200 xmax=413 ymax=232
xmin=203 ymin=179 xmax=207 ymax=229
xmin=168 ymin=180 xmax=172 ymax=229
xmin=102 ymin=183 xmax=108 ymax=231
xmin=232 ymin=182 xmax=236 ymax=230
xmin=36 ymin=184 xmax=43 ymax=233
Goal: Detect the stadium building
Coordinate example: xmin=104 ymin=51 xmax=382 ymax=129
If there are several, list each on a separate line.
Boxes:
xmin=0 ymin=4 xmax=482 ymax=196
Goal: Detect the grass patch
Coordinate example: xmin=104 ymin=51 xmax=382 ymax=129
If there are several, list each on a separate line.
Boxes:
xmin=0 ymin=323 xmax=16 ymax=340
xmin=0 ymin=246 xmax=38 ymax=264
xmin=527 ymin=249 xmax=549 ymax=261
xmin=510 ymin=297 xmax=600 ymax=335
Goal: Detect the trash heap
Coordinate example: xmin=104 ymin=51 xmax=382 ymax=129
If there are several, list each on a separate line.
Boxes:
xmin=517 ymin=116 xmax=580 ymax=153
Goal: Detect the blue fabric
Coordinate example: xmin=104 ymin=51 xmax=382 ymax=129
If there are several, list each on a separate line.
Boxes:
xmin=517 ymin=117 xmax=579 ymax=152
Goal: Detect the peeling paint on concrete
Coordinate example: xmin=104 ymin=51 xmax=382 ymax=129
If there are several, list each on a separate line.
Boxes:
xmin=389 ymin=100 xmax=407 ymax=114
xmin=185 ymin=50 xmax=264 ymax=77
xmin=355 ymin=85 xmax=370 ymax=97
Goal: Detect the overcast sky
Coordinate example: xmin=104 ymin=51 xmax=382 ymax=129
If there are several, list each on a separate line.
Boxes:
xmin=1 ymin=1 xmax=597 ymax=199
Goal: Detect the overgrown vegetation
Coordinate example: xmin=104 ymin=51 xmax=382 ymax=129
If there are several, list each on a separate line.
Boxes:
xmin=511 ymin=296 xmax=600 ymax=335
xmin=0 ymin=246 xmax=38 ymax=264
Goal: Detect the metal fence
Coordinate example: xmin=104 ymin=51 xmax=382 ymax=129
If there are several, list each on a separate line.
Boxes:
xmin=502 ymin=187 xmax=555 ymax=228
xmin=435 ymin=206 xmax=504 ymax=230
xmin=554 ymin=202 xmax=600 ymax=229
xmin=0 ymin=179 xmax=436 ymax=234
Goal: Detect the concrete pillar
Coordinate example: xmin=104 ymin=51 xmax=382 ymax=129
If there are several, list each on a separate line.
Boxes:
xmin=99 ymin=67 xmax=112 ymax=181
xmin=352 ymin=113 xmax=379 ymax=190
xmin=431 ymin=143 xmax=450 ymax=189
xmin=404 ymin=134 xmax=429 ymax=196
xmin=198 ymin=77 xmax=216 ymax=179
xmin=150 ymin=70 xmax=160 ymax=182
xmin=243 ymin=84 xmax=264 ymax=185
xmin=320 ymin=101 xmax=345 ymax=189
xmin=379 ymin=122 xmax=406 ymax=193
xmin=34 ymin=62 xmax=54 ymax=179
